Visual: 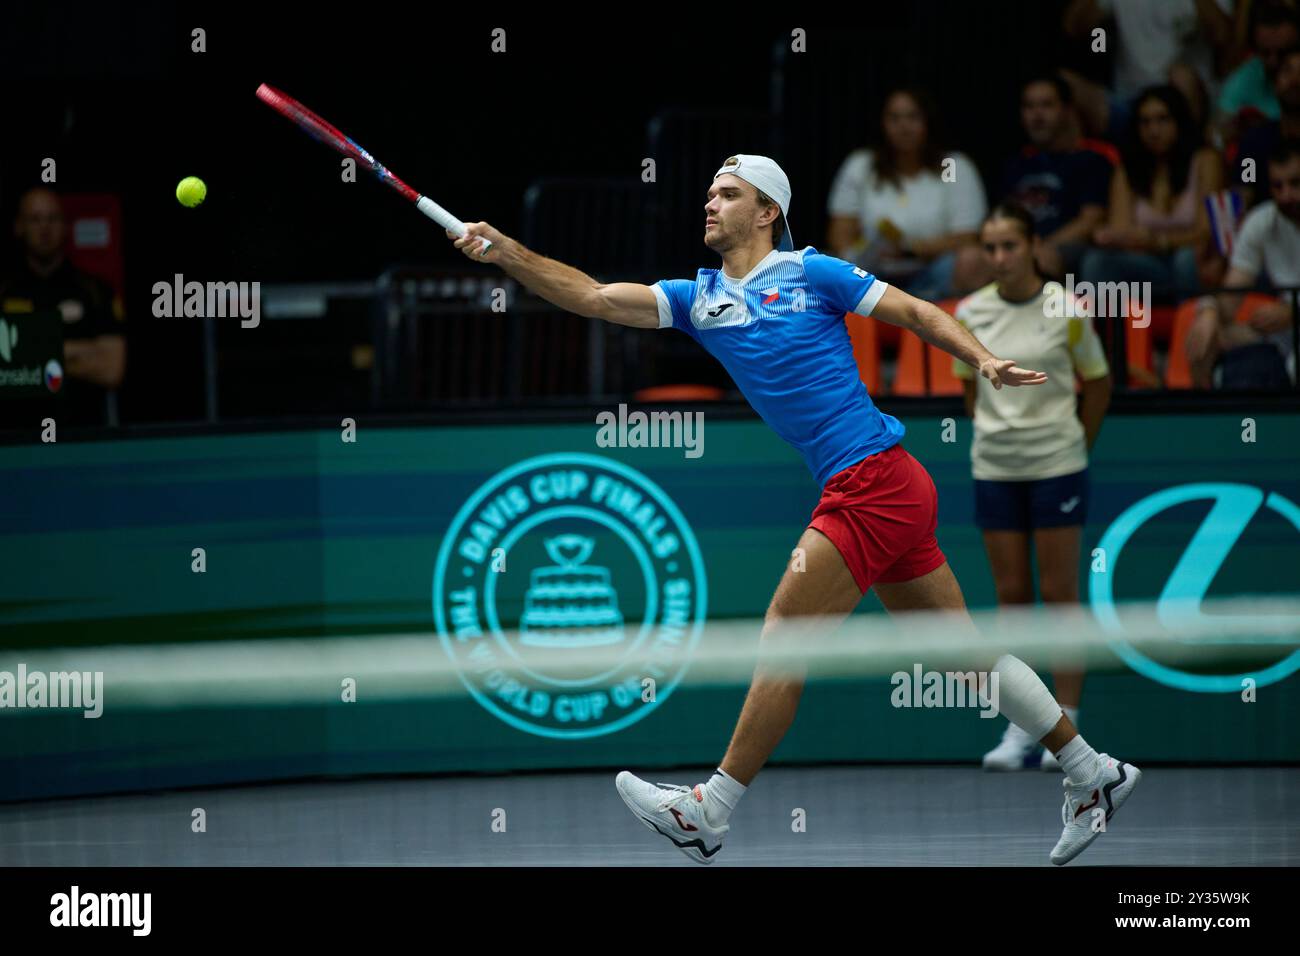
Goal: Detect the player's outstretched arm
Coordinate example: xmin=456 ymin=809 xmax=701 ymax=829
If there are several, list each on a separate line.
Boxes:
xmin=872 ymin=285 xmax=1048 ymax=390
xmin=448 ymin=222 xmax=659 ymax=329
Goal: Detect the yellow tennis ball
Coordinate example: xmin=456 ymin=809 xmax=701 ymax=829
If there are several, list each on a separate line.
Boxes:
xmin=176 ymin=176 xmax=207 ymax=208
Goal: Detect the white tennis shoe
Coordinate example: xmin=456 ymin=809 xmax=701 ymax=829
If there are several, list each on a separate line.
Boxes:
xmin=1050 ymin=754 xmax=1142 ymax=865
xmin=615 ymin=771 xmax=728 ymax=864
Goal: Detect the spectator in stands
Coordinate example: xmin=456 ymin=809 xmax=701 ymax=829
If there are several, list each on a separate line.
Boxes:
xmin=1186 ymin=139 xmax=1300 ymax=387
xmin=826 ymin=87 xmax=988 ymax=302
xmin=0 ymin=187 xmax=126 ymax=426
xmin=1217 ymin=0 xmax=1300 ymax=137
xmin=1061 ymin=0 xmax=1236 ymax=138
xmin=1236 ymin=45 xmax=1300 ymax=203
xmin=953 ymin=202 xmax=1112 ymax=772
xmin=1001 ymin=74 xmax=1115 ymax=279
xmin=1081 ymin=86 xmax=1223 ymax=299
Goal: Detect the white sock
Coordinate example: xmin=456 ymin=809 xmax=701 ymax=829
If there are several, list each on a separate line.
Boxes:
xmin=1056 ymin=735 xmax=1104 ymax=786
xmin=701 ymin=768 xmax=746 ymax=826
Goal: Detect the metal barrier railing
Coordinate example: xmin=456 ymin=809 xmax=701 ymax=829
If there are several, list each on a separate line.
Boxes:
xmin=186 ymin=276 xmax=1299 ymax=426
xmin=1095 ymin=286 xmax=1299 ymax=394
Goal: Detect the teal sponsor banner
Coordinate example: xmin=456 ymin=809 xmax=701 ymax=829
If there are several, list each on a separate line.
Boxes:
xmin=1 ymin=413 xmax=1297 ymax=800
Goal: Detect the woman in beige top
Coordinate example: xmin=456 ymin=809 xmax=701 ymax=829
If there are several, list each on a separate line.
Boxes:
xmin=955 ymin=202 xmax=1113 ymax=773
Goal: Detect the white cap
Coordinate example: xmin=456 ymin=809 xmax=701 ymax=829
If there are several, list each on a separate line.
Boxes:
xmin=714 ymin=154 xmax=793 ymax=252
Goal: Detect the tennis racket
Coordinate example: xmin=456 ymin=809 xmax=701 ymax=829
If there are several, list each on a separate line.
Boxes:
xmin=255 ymin=83 xmax=490 ymax=255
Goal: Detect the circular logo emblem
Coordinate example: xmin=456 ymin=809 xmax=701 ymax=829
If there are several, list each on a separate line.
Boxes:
xmin=1090 ymin=483 xmax=1300 ymax=692
xmin=44 ymin=359 xmax=63 ymax=393
xmin=433 ymin=453 xmax=707 ymax=738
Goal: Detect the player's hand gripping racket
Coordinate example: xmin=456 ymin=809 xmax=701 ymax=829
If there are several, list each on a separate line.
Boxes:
xmin=255 ymin=83 xmax=490 ymax=256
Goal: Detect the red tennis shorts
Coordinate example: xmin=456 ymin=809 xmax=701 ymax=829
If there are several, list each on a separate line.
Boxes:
xmin=808 ymin=443 xmax=947 ymax=594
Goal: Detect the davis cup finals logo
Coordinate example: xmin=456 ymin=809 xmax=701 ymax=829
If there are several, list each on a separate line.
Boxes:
xmin=433 ymin=453 xmax=707 ymax=738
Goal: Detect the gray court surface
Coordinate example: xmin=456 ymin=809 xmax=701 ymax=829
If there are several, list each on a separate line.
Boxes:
xmin=1 ymin=766 xmax=1295 ymax=866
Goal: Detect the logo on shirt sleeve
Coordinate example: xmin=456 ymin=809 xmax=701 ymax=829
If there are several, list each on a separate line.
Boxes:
xmin=852 ymin=267 xmax=868 ymax=279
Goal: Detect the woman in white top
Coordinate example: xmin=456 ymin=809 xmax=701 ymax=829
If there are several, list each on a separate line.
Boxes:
xmin=826 ymin=87 xmax=990 ymax=301
xmin=953 ymin=202 xmax=1113 ymax=772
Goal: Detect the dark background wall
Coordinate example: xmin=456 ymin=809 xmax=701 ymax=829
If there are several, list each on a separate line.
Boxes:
xmin=1 ymin=1 xmax=1099 ymax=420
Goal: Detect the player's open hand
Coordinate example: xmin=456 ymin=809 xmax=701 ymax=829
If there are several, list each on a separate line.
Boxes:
xmin=980 ymin=358 xmax=1047 ymax=390
xmin=448 ymin=222 xmax=505 ymax=263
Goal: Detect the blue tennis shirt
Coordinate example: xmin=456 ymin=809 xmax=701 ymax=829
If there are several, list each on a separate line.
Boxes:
xmin=653 ymin=246 xmax=905 ymax=487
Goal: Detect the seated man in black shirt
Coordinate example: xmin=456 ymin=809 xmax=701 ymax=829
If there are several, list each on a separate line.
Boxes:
xmin=0 ymin=187 xmax=126 ymax=427
xmin=1001 ymin=75 xmax=1115 ymax=280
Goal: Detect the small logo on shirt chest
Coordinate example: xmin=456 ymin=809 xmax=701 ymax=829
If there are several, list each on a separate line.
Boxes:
xmin=695 ymin=293 xmax=752 ymax=329
xmin=760 ymin=286 xmax=779 ymax=305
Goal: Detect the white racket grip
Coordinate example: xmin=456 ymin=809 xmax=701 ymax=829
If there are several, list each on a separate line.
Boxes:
xmin=417 ymin=195 xmax=492 ymax=255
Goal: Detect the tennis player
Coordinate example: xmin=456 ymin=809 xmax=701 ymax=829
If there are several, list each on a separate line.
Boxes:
xmin=955 ymin=203 xmax=1113 ymax=773
xmin=448 ymin=155 xmax=1140 ymax=865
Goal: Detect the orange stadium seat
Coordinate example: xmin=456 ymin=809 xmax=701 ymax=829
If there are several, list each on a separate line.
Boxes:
xmin=889 ymin=298 xmax=964 ymax=396
xmin=1125 ymin=311 xmax=1156 ymax=388
xmin=927 ymin=343 xmax=964 ymax=395
xmin=926 ymin=299 xmax=964 ymax=395
xmin=633 ymin=384 xmax=725 ymax=402
xmin=893 ymin=330 xmax=928 ymax=396
xmin=1237 ymin=292 xmax=1283 ymax=323
xmin=843 ymin=312 xmax=881 ymax=395
xmin=1165 ymin=300 xmax=1200 ymax=389
xmin=1127 ymin=297 xmax=1173 ymax=337
xmin=1164 ymin=294 xmax=1280 ymax=389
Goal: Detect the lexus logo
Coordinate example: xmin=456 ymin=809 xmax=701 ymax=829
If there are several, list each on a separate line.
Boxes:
xmin=1090 ymin=483 xmax=1300 ymax=692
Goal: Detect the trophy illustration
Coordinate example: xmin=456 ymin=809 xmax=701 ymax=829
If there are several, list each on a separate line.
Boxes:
xmin=519 ymin=534 xmax=625 ymax=648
